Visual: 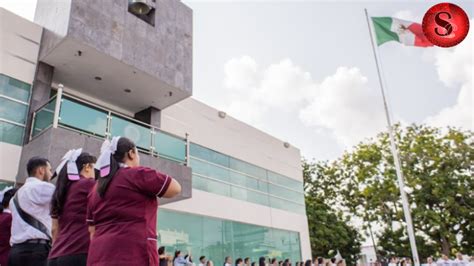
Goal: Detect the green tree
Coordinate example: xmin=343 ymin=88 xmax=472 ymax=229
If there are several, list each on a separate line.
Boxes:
xmin=305 ymin=125 xmax=474 ymax=259
xmin=303 ymin=160 xmax=362 ymax=266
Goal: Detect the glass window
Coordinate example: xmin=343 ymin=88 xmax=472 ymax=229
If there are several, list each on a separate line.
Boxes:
xmin=189 ymin=143 xmax=305 ymax=214
xmin=190 ymin=143 xmax=229 ymax=167
xmin=230 ymin=186 xmax=248 ymax=201
xmin=110 ymin=115 xmax=152 ymax=150
xmin=155 ymin=131 xmax=186 ymax=163
xmin=192 ymin=174 xmax=231 ymax=197
xmin=267 ymin=171 xmax=303 ymax=192
xmin=0 ymin=98 xmax=28 ymax=124
xmin=190 ymin=158 xmax=230 ymax=183
xmin=158 ymin=209 xmax=203 ymax=255
xmin=60 ymin=99 xmax=108 ymax=137
xmin=202 ymin=217 xmax=226 ymax=263
xmin=229 ymin=158 xmax=267 ymax=180
xmin=268 ymin=184 xmax=304 ymax=205
xmin=269 ymin=196 xmax=305 ymax=215
xmin=257 ymin=180 xmax=269 ymax=193
xmin=32 ymin=100 xmax=55 ymax=138
xmin=247 ymin=189 xmax=270 ymax=206
xmin=0 ymin=74 xmax=30 ymax=102
xmin=157 ymin=209 xmax=302 ymax=266
xmin=192 ymin=174 xmax=209 ymax=192
xmin=0 ymin=121 xmax=24 ymax=145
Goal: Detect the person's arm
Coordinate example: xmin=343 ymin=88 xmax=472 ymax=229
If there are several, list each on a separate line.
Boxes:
xmin=88 ymin=225 xmax=95 ymax=239
xmin=51 ymin=218 xmax=59 ymax=243
xmin=133 ymin=168 xmax=182 ymax=198
xmin=162 ymin=178 xmax=181 ymax=198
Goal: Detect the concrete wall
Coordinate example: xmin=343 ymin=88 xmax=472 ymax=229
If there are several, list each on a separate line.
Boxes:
xmin=34 ymin=0 xmax=192 ymax=94
xmin=18 ymin=127 xmax=192 ymax=204
xmin=161 ymin=98 xmax=303 ymax=181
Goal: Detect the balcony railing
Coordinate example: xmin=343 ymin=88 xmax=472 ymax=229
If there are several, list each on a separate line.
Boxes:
xmin=30 ymin=90 xmax=188 ymax=165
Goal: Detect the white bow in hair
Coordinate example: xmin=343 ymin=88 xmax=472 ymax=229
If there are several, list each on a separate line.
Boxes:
xmin=55 ymin=148 xmax=83 ymax=181
xmin=0 ymin=186 xmax=13 ymax=203
xmin=95 ymin=136 xmax=120 ymax=178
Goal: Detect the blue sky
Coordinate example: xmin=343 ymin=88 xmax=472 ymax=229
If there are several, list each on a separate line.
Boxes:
xmin=2 ymin=0 xmax=472 ymax=161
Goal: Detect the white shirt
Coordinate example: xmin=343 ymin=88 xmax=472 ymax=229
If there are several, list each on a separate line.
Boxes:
xmin=437 ymin=259 xmax=453 ymax=266
xmin=10 ymin=177 xmax=55 ymax=245
xmin=454 ymin=259 xmax=468 ymax=266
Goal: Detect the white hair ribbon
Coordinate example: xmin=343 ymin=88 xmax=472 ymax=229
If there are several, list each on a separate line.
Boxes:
xmin=0 ymin=186 xmax=13 ymax=204
xmin=55 ymin=148 xmax=83 ymax=181
xmin=95 ymin=136 xmax=120 ymax=178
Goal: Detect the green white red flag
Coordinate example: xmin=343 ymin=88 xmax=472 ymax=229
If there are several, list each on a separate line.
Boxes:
xmin=371 ymin=17 xmax=433 ymax=47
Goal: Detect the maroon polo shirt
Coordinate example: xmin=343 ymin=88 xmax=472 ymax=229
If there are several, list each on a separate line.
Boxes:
xmin=49 ymin=176 xmax=95 ymax=259
xmin=0 ymin=211 xmax=12 ymax=266
xmin=86 ymin=166 xmax=172 ymax=266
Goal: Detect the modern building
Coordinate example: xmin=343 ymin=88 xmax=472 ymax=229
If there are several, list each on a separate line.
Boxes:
xmin=0 ymin=1 xmax=311 ymax=264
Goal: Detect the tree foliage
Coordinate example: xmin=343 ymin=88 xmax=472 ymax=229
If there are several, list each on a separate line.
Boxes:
xmin=303 ymin=160 xmax=362 ymax=266
xmin=304 ymin=124 xmax=473 ymax=260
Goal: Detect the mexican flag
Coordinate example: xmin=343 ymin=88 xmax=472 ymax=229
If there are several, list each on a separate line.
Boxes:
xmin=371 ymin=17 xmax=433 ymax=47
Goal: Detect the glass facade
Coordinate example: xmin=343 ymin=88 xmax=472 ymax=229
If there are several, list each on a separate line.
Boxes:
xmin=189 ymin=144 xmax=305 ymax=214
xmin=0 ymin=74 xmax=31 ymax=145
xmin=158 ymin=209 xmax=302 ymax=266
xmin=30 ymin=95 xmax=187 ymax=164
xmin=60 ymin=98 xmax=108 ymax=137
xmin=32 ymin=98 xmax=55 ymax=138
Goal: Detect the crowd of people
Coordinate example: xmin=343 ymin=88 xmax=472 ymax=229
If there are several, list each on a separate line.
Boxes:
xmin=0 ymin=136 xmax=182 ymax=266
xmin=157 ymin=248 xmax=346 ymax=266
xmin=378 ymin=253 xmax=474 ymax=266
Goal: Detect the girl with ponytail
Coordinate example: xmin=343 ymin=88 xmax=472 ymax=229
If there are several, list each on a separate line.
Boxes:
xmin=87 ymin=136 xmax=181 ymax=266
xmin=47 ymin=149 xmax=97 ymax=266
xmin=0 ymin=187 xmax=17 ymax=266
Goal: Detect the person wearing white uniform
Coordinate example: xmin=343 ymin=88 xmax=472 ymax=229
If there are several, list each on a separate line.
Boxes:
xmin=437 ymin=254 xmax=452 ymax=266
xmin=454 ymin=253 xmax=468 ymax=266
xmin=8 ymin=157 xmax=55 ymax=266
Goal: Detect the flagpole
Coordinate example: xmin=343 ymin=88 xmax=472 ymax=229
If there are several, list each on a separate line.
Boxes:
xmin=364 ymin=8 xmax=420 ymax=266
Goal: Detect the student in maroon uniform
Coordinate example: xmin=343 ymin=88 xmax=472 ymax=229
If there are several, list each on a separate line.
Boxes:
xmin=47 ymin=149 xmax=97 ymax=266
xmin=0 ymin=188 xmax=18 ymax=266
xmin=87 ymin=137 xmax=181 ymax=266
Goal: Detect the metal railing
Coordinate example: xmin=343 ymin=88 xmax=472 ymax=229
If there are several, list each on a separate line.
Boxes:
xmin=30 ymin=88 xmax=189 ymax=165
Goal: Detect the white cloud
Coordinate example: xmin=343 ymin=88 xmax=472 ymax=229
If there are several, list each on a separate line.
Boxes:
xmin=392 ymin=10 xmax=422 ymax=22
xmin=299 ymin=67 xmax=386 ymax=147
xmin=222 ymin=57 xmax=387 ymax=148
xmin=222 ymin=57 xmax=315 ymax=125
xmin=256 ymin=59 xmax=315 ymax=108
xmin=425 ymin=22 xmax=473 ymax=130
xmin=224 ymin=56 xmax=258 ymax=91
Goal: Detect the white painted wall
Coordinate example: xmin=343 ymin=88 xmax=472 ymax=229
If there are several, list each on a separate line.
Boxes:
xmin=0 ymin=143 xmax=22 ymax=183
xmin=163 ymin=189 xmax=312 ymax=260
xmin=161 ymin=98 xmax=303 ymax=181
xmin=0 ymin=9 xmax=41 ymax=183
xmin=0 ymin=8 xmax=42 ymax=83
xmin=161 ymin=98 xmax=311 ymax=260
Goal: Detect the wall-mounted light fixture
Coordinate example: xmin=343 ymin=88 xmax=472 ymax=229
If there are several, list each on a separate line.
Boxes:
xmin=128 ymin=0 xmax=151 ymax=15
xmin=218 ymin=111 xmax=227 ymax=119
